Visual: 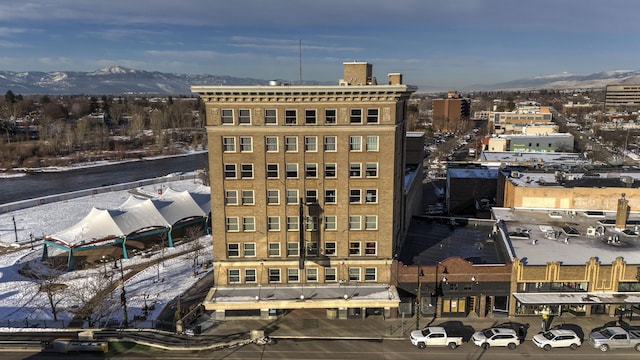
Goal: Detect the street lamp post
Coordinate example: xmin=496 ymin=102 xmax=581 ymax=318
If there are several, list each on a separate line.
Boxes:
xmin=114 ymin=258 xmax=128 ymax=328
xmin=416 ymin=266 xmax=424 ymax=330
xmin=434 ymin=263 xmax=448 ymax=318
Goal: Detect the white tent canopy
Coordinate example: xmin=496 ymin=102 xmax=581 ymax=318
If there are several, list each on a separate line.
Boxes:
xmin=46 ymin=188 xmax=211 ymax=248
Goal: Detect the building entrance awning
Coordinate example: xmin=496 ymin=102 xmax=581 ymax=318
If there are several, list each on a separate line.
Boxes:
xmin=203 ymin=284 xmax=400 ymax=311
xmin=513 ymin=292 xmax=640 ymax=305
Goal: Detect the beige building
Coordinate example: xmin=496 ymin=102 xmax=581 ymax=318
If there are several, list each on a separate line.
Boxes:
xmin=191 ymin=62 xmax=417 ymax=319
xmin=432 ymin=90 xmax=471 ymax=133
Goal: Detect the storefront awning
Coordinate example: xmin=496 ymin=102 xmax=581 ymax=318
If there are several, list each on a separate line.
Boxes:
xmin=513 ymin=292 xmax=640 ymax=305
xmin=203 ymin=284 xmax=400 ymax=311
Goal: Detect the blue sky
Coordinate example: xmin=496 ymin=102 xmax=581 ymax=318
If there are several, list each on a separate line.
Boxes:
xmin=1 ymin=0 xmax=639 ymax=91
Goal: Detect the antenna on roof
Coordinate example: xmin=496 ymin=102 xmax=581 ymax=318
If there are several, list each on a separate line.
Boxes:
xmin=299 ymin=39 xmax=303 ymax=85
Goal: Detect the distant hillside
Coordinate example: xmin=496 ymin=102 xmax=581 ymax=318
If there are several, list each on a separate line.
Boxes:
xmin=2 ymin=66 xmax=640 ymax=95
xmin=471 ymin=70 xmax=640 ymax=91
xmin=0 ymin=66 xmax=295 ymax=95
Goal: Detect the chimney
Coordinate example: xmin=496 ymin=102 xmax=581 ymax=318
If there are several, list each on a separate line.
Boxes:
xmin=388 ymin=73 xmax=402 ymax=85
xmin=615 ymin=193 xmax=629 ymax=230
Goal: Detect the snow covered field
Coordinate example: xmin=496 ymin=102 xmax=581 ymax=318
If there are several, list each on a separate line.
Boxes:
xmin=0 ymin=177 xmax=212 ymax=328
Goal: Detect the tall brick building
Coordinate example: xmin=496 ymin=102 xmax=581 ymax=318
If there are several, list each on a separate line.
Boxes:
xmin=432 ymin=90 xmax=470 ymax=133
xmin=191 ymin=62 xmax=416 ymax=319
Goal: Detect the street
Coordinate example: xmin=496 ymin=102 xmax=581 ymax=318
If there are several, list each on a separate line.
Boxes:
xmin=4 ymin=338 xmax=640 ymax=360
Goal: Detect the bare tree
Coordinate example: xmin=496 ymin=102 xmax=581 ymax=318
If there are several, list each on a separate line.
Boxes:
xmin=21 ymin=259 xmax=67 ymax=321
xmin=184 ymin=225 xmax=204 ymax=277
xmin=68 ymin=272 xmax=119 ymax=327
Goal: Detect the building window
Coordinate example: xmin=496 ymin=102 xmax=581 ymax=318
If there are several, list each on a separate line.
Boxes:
xmin=349 ymin=267 xmax=361 ymax=281
xmin=364 ymin=267 xmax=377 ymax=281
xmin=227 ymin=243 xmax=239 ymax=257
xmin=366 ymin=136 xmax=379 ymax=151
xmin=239 ymin=136 xmax=253 ymax=152
xmin=266 ymin=189 xmax=279 ymax=205
xmin=286 ymin=189 xmax=299 ymax=204
xmin=324 ymin=241 xmax=336 ymax=255
xmin=325 ymin=109 xmax=336 ymax=124
xmin=349 ymin=216 xmax=361 ymax=230
xmin=365 ymin=216 xmax=377 ymax=230
xmin=306 ymin=268 xmax=318 ymax=282
xmin=286 ymin=163 xmax=298 ymax=178
xmin=238 ymin=109 xmax=251 ymax=124
xmin=268 ymin=268 xmax=281 ymax=283
xmin=224 ymin=190 xmax=238 ymax=205
xmin=324 ymin=136 xmax=337 ymax=151
xmin=365 ymin=241 xmax=377 ymax=255
xmin=349 ymin=163 xmax=361 ymax=177
xmin=306 ymin=242 xmax=318 ymax=256
xmin=288 ymin=268 xmax=300 ymax=282
xmin=305 ymin=189 xmax=317 ymax=204
xmin=325 ymin=163 xmax=337 ymax=178
xmin=226 ymin=217 xmax=239 ymax=232
xmin=305 ymin=109 xmax=317 ymax=125
xmin=265 ymin=109 xmax=277 ymax=125
xmin=365 ymin=163 xmax=378 ymax=177
xmin=325 ymin=189 xmax=336 ymax=204
xmin=350 ymin=108 xmax=362 ymax=124
xmin=287 ymin=216 xmax=299 ymax=231
xmin=245 ymin=269 xmax=256 ymax=283
xmin=365 ymin=189 xmax=377 ymax=203
xmin=244 ymin=243 xmax=256 ymax=257
xmin=325 ymin=267 xmax=337 ymax=282
xmin=287 ymin=242 xmax=299 ymax=256
xmin=240 ymin=164 xmax=253 ymax=179
xmin=241 ymin=190 xmax=254 ymax=205
xmin=223 ymin=137 xmax=236 ymax=152
xmin=349 ymin=241 xmax=361 ymax=255
xmin=265 ymin=136 xmax=278 ymax=152
xmin=228 ymin=269 xmax=241 ymax=283
xmin=266 ymin=163 xmax=279 ymax=178
xmin=243 ymin=217 xmax=255 ymax=232
xmin=221 ymin=109 xmax=233 ymax=124
xmin=305 ymin=216 xmax=318 ymax=231
xmin=366 ymin=108 xmax=379 ymax=124
xmin=349 ymin=136 xmax=362 ymax=151
xmin=305 ymin=163 xmax=318 ymax=178
xmin=349 ymin=189 xmax=361 ymax=204
xmin=285 ymin=136 xmax=298 ymax=152
xmin=268 ymin=242 xmax=280 ymax=257
xmin=325 ymin=216 xmax=337 ymax=231
xmin=224 ymin=164 xmax=236 ymax=179
xmin=267 ymin=216 xmax=280 ymax=231
xmin=304 ymin=136 xmax=317 ymax=152
xmin=285 ymin=109 xmax=297 ymax=125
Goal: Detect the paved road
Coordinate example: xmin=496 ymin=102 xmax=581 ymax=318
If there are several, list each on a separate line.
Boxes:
xmin=4 ymin=338 xmax=638 ymax=359
xmin=0 ymin=152 xmax=208 ymax=205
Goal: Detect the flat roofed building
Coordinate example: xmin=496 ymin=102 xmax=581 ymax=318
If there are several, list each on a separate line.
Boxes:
xmin=432 ymin=91 xmax=471 ymax=133
xmin=492 ymin=205 xmax=640 ymax=318
xmin=191 ymin=62 xmax=416 ymax=319
xmin=606 ymin=84 xmax=640 ymax=110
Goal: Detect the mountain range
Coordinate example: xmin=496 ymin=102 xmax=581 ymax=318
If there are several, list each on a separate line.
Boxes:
xmin=1 ymin=66 xmax=640 ymax=95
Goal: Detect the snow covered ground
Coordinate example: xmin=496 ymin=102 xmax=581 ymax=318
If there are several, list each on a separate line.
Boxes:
xmin=0 ymin=177 xmax=212 ymax=329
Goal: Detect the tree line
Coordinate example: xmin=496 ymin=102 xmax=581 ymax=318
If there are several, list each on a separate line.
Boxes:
xmin=0 ymin=91 xmax=206 ymax=169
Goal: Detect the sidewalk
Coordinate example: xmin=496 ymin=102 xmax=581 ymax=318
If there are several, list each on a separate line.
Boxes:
xmin=205 ymin=309 xmax=640 ymax=342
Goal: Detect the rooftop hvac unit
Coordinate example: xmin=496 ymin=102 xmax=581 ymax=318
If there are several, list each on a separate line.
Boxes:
xmin=510 ymin=171 xmax=521 ymax=178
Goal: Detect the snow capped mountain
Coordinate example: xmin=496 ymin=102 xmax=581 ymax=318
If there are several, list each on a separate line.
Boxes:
xmin=1 ymin=66 xmax=640 ymax=95
xmin=0 ymin=66 xmax=274 ymax=95
xmin=473 ymin=69 xmax=640 ymax=91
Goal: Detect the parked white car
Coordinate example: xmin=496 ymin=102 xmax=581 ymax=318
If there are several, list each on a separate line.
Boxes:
xmin=472 ymin=328 xmax=520 ymax=350
xmin=533 ymin=329 xmax=581 ymax=351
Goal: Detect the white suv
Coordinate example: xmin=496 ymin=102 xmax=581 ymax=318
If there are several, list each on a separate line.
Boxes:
xmin=472 ymin=328 xmax=520 ymax=350
xmin=533 ymin=329 xmax=581 ymax=351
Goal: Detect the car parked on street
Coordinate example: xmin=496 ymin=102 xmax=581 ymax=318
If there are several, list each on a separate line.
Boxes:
xmin=410 ymin=326 xmax=464 ymax=349
xmin=532 ymin=329 xmax=581 ymax=351
xmin=472 ymin=328 xmax=520 ymax=350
